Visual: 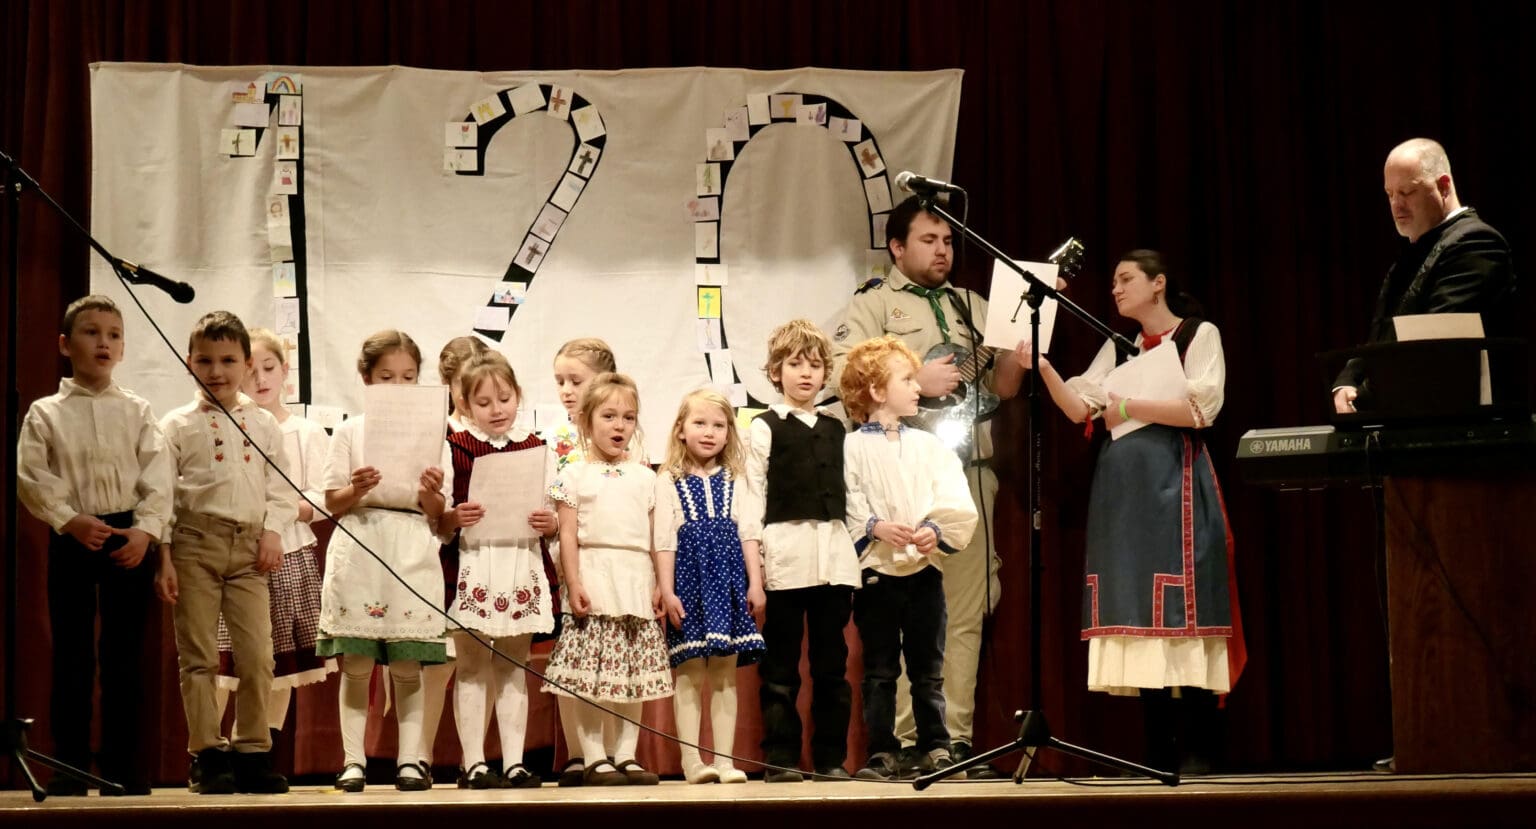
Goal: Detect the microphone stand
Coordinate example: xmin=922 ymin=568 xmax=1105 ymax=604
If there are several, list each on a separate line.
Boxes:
xmin=909 ymin=195 xmax=1171 ymax=788
xmin=2 ymin=148 xmax=188 ymax=800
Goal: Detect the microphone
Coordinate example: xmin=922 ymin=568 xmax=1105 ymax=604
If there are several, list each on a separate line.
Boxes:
xmin=117 ymin=259 xmax=196 ymax=304
xmin=894 ymin=170 xmax=964 ymax=196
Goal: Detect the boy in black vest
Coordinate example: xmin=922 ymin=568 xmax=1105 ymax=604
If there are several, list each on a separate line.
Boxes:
xmin=744 ymin=319 xmax=859 ymax=782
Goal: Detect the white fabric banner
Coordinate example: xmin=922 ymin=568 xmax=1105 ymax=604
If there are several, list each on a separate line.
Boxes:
xmin=89 ymin=64 xmax=961 ymax=455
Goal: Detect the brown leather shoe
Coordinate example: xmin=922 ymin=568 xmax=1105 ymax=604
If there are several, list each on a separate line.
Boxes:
xmin=582 ymin=760 xmax=628 ymax=786
xmin=615 ymin=759 xmax=659 ymax=786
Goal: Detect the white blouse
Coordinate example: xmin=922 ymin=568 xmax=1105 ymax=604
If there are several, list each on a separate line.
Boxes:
xmin=652 ymin=467 xmax=761 ymax=553
xmin=1063 ymin=321 xmax=1226 ymax=428
xmin=843 ymin=425 xmax=979 ymax=578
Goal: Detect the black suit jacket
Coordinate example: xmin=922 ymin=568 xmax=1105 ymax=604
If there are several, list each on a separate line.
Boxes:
xmin=1335 ymin=208 xmax=1518 ymax=391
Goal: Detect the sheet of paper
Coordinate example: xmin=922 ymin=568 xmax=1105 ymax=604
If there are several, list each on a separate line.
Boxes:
xmin=695 ymin=263 xmax=728 ymax=285
xmin=508 ymin=83 xmax=547 ymax=115
xmin=274 ymin=126 xmax=300 ymax=159
xmin=746 ymin=93 xmax=771 ymax=125
xmin=697 ymin=285 xmax=722 ymax=318
xmin=830 ymin=116 xmax=862 ymax=142
xmin=462 ymin=448 xmax=548 ymax=545
xmin=221 ymin=128 xmax=256 ymax=157
xmin=471 ymin=93 xmax=507 ymax=124
xmin=550 ymin=172 xmax=585 ymax=211
xmin=571 ymin=106 xmax=605 ymax=141
xmin=863 ymin=175 xmax=892 ymax=213
xmin=769 ymin=94 xmax=802 ymax=120
xmin=854 ymin=139 xmax=885 ymax=176
xmin=796 ymin=103 xmax=827 ymax=126
xmin=443 ymin=148 xmax=478 ymax=173
xmin=274 ymin=297 xmax=301 ymax=334
xmin=705 ymin=128 xmax=735 ymax=161
xmin=474 ymin=305 xmax=510 ymax=332
xmin=232 ymin=102 xmax=269 ymax=128
xmin=1392 ymin=312 xmax=1484 ymax=341
xmin=723 ymin=106 xmax=750 ymax=141
xmin=273 ymin=162 xmax=299 ymax=195
xmin=685 ymin=197 xmax=720 ymax=222
xmin=708 ymin=349 xmax=735 ymax=385
xmin=363 ymin=384 xmax=447 ymax=506
xmin=547 ymin=85 xmax=573 ymax=120
xmin=1102 ymin=342 xmax=1187 ymax=440
xmin=446 ymin=121 xmax=477 ymax=147
xmin=695 ymin=222 xmax=719 ymax=259
xmin=277 ymin=95 xmax=302 ymax=126
xmin=491 ymin=281 xmax=528 ymax=306
xmin=1392 ymin=312 xmax=1490 ymax=404
xmin=696 ymin=162 xmax=721 ymax=196
xmin=513 ymin=234 xmax=548 ymax=272
xmin=569 ymin=144 xmax=601 ymax=177
xmin=272 ymin=262 xmax=297 ymax=298
xmin=531 ymin=203 xmax=568 ymax=241
xmin=696 ymin=318 xmax=722 ymax=352
xmin=983 ymin=259 xmax=1060 ymax=353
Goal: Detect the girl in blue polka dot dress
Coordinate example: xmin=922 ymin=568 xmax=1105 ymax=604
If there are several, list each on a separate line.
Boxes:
xmin=655 ymin=388 xmax=766 ymax=783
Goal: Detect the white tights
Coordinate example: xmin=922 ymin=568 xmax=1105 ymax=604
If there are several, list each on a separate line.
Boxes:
xmin=338 ymin=654 xmax=423 ymax=768
xmin=672 ymin=656 xmax=741 ymax=781
xmin=451 ymin=631 xmax=532 ymax=769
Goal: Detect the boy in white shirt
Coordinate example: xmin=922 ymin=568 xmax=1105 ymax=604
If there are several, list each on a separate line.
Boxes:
xmin=745 ymin=319 xmax=860 ymax=782
xmin=17 ymin=295 xmax=171 ymax=796
xmin=839 ymin=335 xmax=977 ymax=781
xmin=156 ymin=311 xmax=294 ymax=795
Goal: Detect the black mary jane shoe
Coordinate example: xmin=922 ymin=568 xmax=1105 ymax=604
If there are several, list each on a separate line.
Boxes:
xmin=557 ymin=757 xmax=586 ymax=788
xmin=334 ymin=763 xmax=367 ymax=793
xmin=396 ymin=762 xmax=432 ymax=792
xmin=457 ymin=762 xmax=502 ymax=790
xmin=502 ymin=763 xmax=543 ymax=789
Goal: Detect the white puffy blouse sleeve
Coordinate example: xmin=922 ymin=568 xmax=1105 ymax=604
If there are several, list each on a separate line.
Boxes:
xmin=1181 ymin=322 xmax=1226 ymax=428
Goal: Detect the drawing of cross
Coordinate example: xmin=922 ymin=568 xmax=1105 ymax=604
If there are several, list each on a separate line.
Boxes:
xmin=550 ymin=90 xmax=568 ymax=112
xmin=780 ymin=99 xmax=795 ymax=118
xmin=703 ymin=291 xmax=715 ymax=315
xmin=576 ymin=148 xmax=595 ymax=174
xmin=230 ymin=132 xmax=243 ymax=155
xmin=280 ymin=133 xmax=295 ymax=153
xmin=524 ymin=240 xmax=545 ymax=265
xmin=861 ymin=147 xmax=879 ymax=169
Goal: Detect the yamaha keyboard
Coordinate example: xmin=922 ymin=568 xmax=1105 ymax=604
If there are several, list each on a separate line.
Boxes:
xmin=1235 ymin=416 xmax=1536 ymax=489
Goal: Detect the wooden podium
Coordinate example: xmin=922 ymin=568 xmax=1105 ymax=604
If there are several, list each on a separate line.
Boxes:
xmin=1385 ymin=472 xmax=1536 ymax=773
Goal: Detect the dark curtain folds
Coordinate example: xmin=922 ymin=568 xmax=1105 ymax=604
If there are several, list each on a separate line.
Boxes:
xmin=3 ymin=0 xmax=1533 ymax=784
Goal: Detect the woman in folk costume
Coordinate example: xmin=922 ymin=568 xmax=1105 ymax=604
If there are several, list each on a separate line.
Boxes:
xmin=1008 ymin=249 xmax=1244 ymax=775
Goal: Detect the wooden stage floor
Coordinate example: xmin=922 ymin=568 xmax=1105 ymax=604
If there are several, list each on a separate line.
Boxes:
xmin=5 ymin=772 xmax=1536 ymax=829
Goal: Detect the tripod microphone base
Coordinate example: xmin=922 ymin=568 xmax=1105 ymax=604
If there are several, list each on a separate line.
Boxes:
xmin=913 ymin=709 xmax=1179 ymax=790
xmin=3 ymin=718 xmax=125 ymax=801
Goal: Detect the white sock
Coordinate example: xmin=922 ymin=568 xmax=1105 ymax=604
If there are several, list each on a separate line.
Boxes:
xmin=339 ymin=654 xmax=375 ymax=767
xmin=493 ymin=635 xmax=532 ymax=767
xmin=420 ymin=661 xmax=455 ymax=767
xmin=452 ymin=632 xmax=491 ymax=769
xmin=612 ymin=701 xmax=643 ymax=766
xmin=391 ymin=660 xmax=425 ymax=771
xmin=558 ymin=696 xmax=585 ymax=768
xmin=574 ymin=702 xmax=609 ymax=767
xmin=672 ymin=661 xmax=706 ymax=772
xmin=267 ymin=686 xmax=293 ymax=731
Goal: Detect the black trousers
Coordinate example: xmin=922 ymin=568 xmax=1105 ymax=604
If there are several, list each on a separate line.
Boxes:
xmin=757 ymin=585 xmax=854 ymax=769
xmin=46 ymin=511 xmax=159 ymax=786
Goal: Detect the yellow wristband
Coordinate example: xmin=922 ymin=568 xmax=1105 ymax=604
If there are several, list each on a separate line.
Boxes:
xmin=1119 ymin=398 xmax=1130 ymax=420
